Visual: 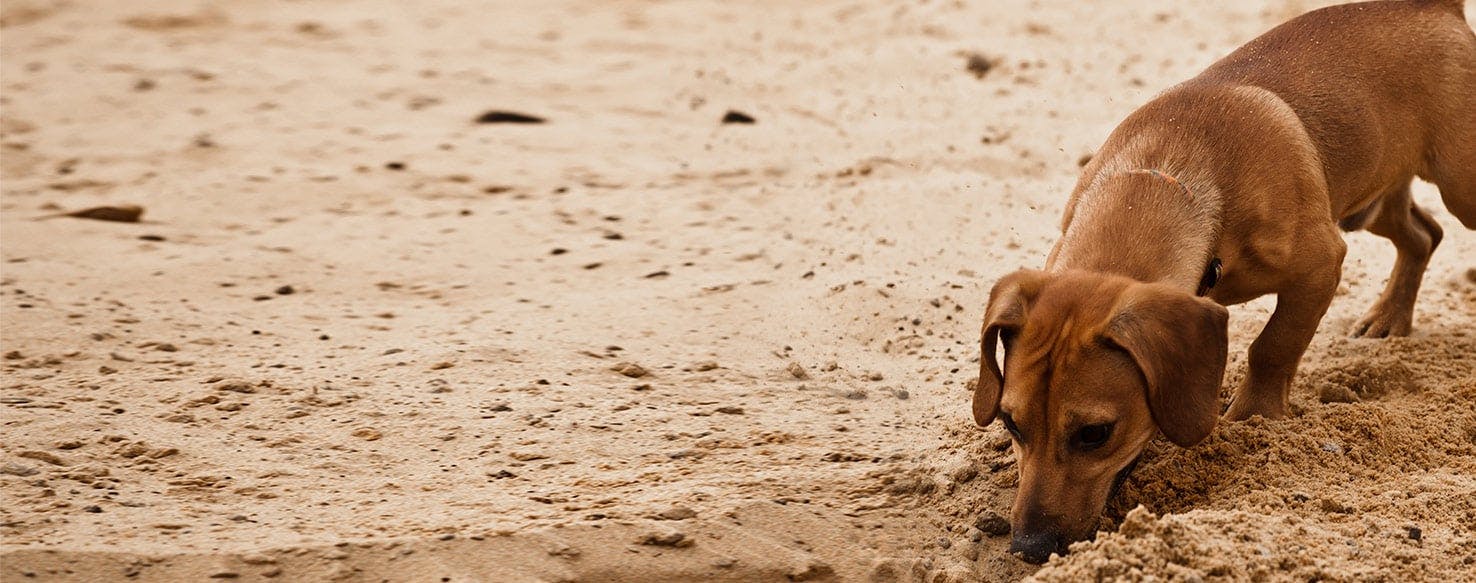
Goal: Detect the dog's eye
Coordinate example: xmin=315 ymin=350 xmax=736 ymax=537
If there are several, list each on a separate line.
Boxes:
xmin=1072 ymin=423 xmax=1114 ymax=451
xmin=1000 ymin=411 xmax=1021 ymax=441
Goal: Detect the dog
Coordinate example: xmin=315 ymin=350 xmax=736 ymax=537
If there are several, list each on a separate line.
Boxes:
xmin=971 ymin=0 xmax=1476 ymax=564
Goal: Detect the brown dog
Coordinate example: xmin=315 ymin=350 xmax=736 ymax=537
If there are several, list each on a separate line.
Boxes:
xmin=972 ymin=0 xmax=1476 ymax=564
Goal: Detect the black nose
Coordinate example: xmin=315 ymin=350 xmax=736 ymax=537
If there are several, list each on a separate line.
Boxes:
xmin=1009 ymin=531 xmax=1067 ymax=564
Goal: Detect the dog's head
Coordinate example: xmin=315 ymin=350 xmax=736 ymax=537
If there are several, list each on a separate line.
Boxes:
xmin=973 ymin=269 xmax=1228 ymax=564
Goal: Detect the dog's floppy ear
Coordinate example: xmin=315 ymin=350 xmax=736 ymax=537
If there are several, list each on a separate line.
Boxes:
xmin=975 ymin=269 xmax=1048 ymax=427
xmin=1104 ymin=283 xmax=1229 ymax=446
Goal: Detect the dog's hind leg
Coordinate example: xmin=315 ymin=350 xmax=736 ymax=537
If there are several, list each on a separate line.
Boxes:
xmin=1350 ymin=181 xmax=1443 ymax=338
xmin=1426 ymin=85 xmax=1476 ymax=229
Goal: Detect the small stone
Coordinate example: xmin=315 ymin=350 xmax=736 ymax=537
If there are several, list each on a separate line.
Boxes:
xmin=154 ymin=343 xmax=179 ymax=352
xmin=892 ymin=389 xmax=910 ymax=400
xmin=692 ymin=361 xmax=719 ymax=371
xmin=1407 ymin=526 xmax=1422 ymax=541
xmin=786 ymin=361 xmax=809 ymax=379
xmin=209 ymin=572 xmax=240 ymax=579
xmin=1320 ymin=442 xmax=1344 ymax=454
xmin=866 ymin=372 xmax=884 ymax=381
xmin=274 ymin=285 xmax=295 ymax=295
xmin=475 ymin=110 xmax=546 ymax=124
xmin=83 ymin=505 xmax=103 ymax=513
xmin=715 ymin=406 xmax=744 ymax=415
xmin=639 ymin=529 xmax=692 ymax=547
xmin=974 ymin=511 xmax=1011 ymax=536
xmin=1319 ymin=498 xmax=1352 ymax=514
xmin=656 ymin=506 xmax=697 ymax=521
xmin=351 ymin=428 xmax=383 ymax=441
xmin=215 ymin=379 xmax=257 ymax=394
xmin=612 ymin=362 xmax=648 ymax=378
xmin=964 ymin=52 xmax=997 ymax=78
xmin=17 ymin=451 xmax=66 ymax=466
xmin=60 ymin=205 xmax=145 ymax=223
xmin=430 ymin=361 xmax=454 ymax=370
xmin=720 ymin=110 xmax=756 ymax=124
xmin=936 ymin=537 xmax=952 ymax=549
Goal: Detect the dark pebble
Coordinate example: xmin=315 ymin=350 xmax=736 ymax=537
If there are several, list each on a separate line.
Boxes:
xmin=475 ymin=110 xmax=546 ymax=124
xmin=721 ymin=110 xmax=756 ymax=124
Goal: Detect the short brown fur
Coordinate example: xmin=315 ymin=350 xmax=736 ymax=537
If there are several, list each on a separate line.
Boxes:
xmin=974 ymin=0 xmax=1476 ymax=564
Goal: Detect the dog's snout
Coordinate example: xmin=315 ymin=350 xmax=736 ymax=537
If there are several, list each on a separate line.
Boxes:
xmin=1008 ymin=531 xmax=1067 ymax=565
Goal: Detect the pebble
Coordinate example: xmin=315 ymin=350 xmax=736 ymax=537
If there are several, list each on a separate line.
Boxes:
xmin=786 ymin=362 xmax=809 ymax=379
xmin=720 ymin=110 xmax=756 ymax=124
xmin=351 ymin=428 xmax=383 ymax=441
xmin=639 ymin=529 xmax=692 ymax=547
xmin=612 ymin=362 xmax=648 ymax=378
xmin=215 ymin=379 xmax=257 ymax=394
xmin=475 ymin=110 xmax=546 ymax=124
xmin=1320 ymin=442 xmax=1344 ymax=454
xmin=1407 ymin=526 xmax=1422 ymax=541
xmin=656 ymin=506 xmax=697 ymax=521
xmin=17 ymin=451 xmax=66 ymax=466
xmin=715 ymin=406 xmax=744 ymax=415
xmin=59 ymin=205 xmax=144 ymax=223
xmin=1319 ymin=498 xmax=1353 ymax=514
xmin=974 ymin=511 xmax=1011 ymax=536
xmin=693 ymin=361 xmax=719 ymax=371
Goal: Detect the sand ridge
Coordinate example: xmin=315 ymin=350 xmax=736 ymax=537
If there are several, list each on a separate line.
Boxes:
xmin=2 ymin=0 xmax=1474 ymax=581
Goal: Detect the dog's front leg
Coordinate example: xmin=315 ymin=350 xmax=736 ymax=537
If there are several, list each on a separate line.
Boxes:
xmin=1225 ymin=228 xmax=1346 ymax=421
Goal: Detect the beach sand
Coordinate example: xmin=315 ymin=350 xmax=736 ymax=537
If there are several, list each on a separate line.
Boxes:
xmin=2 ymin=0 xmax=1473 ymax=580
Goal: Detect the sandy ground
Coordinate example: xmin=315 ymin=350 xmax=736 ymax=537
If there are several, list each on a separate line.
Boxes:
xmin=2 ymin=0 xmax=1474 ymax=581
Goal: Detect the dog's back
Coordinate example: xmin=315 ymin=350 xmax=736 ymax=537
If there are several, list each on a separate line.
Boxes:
xmin=1196 ymin=0 xmax=1476 ymax=225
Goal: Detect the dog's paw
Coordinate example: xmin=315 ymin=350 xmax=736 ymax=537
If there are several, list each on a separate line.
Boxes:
xmin=1350 ymin=304 xmax=1414 ymax=338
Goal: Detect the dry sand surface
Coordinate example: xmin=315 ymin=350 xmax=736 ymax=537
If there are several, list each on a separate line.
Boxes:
xmin=3 ymin=0 xmax=1475 ymax=581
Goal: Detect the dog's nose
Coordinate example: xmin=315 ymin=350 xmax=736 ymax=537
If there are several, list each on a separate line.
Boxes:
xmin=1009 ymin=531 xmax=1067 ymax=565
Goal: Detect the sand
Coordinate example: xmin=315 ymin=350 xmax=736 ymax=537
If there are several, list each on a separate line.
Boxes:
xmin=2 ymin=0 xmax=1473 ymax=581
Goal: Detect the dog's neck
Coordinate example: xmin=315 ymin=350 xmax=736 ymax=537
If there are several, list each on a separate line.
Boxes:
xmin=1049 ymin=165 xmax=1223 ymax=293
